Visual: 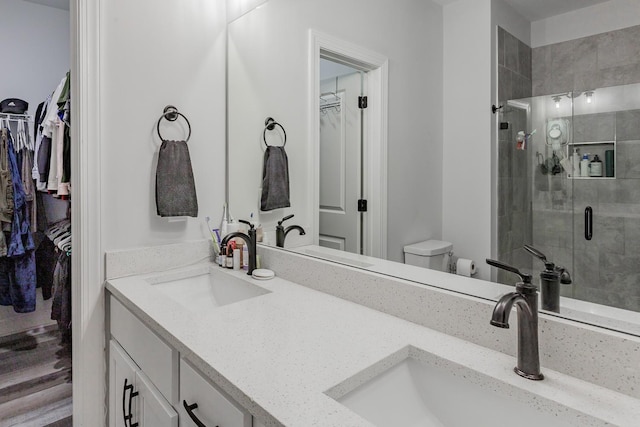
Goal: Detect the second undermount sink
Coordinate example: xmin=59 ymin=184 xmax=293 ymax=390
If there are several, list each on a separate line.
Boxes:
xmin=149 ymin=268 xmax=270 ymax=312
xmin=329 ymin=347 xmax=582 ymax=427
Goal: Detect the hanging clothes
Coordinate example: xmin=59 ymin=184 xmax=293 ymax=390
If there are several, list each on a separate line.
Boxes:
xmin=51 ymin=249 xmax=71 ymax=342
xmin=0 ymin=129 xmax=36 ymax=313
xmin=0 ymin=128 xmax=14 ymax=257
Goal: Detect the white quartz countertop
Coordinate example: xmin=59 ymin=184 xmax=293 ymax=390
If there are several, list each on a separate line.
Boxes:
xmin=106 ymin=263 xmax=640 ymax=427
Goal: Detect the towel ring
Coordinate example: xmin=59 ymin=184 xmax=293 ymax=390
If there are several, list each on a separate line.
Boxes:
xmin=157 ymin=105 xmax=191 ymax=143
xmin=263 ymin=117 xmax=287 ymax=147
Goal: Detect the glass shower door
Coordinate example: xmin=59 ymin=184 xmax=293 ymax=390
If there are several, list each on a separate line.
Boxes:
xmin=500 ymin=82 xmax=640 ymax=315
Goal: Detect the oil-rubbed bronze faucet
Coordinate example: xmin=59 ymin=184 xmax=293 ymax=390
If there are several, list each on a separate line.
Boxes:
xmin=221 ymin=220 xmax=257 ymax=275
xmin=486 ymin=259 xmax=544 ymax=380
xmin=276 ymin=214 xmax=306 ymax=248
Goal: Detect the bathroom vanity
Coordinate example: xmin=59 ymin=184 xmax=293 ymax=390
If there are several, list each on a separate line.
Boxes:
xmin=105 ymin=243 xmax=640 ymax=427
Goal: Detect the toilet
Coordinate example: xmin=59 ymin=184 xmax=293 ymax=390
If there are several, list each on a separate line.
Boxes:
xmin=403 ymin=240 xmax=453 ymax=272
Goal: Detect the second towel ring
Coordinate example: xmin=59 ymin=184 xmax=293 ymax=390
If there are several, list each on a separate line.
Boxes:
xmin=157 ymin=105 xmax=191 ymax=143
xmin=263 ymin=117 xmax=287 ymax=147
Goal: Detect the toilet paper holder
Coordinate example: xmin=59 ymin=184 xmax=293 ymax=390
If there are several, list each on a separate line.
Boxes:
xmin=448 ymin=251 xmax=477 ymax=277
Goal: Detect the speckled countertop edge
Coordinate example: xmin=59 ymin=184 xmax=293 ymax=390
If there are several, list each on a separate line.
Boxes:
xmin=106 ymin=263 xmax=640 ymax=427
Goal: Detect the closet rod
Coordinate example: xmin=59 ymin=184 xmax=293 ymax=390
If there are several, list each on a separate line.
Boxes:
xmin=0 ymin=112 xmax=32 ymax=119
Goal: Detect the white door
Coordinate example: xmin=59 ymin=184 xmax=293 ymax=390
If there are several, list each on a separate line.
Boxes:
xmin=319 ymin=71 xmax=365 ymax=253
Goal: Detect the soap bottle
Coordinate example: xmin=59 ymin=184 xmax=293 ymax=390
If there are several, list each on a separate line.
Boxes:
xmin=219 ymin=247 xmax=226 ymax=267
xmin=233 ymin=248 xmax=240 ymax=270
xmin=590 ymin=154 xmax=603 ymax=177
xmin=242 ymin=243 xmax=249 ymax=270
xmin=226 ymin=248 xmax=233 ymax=268
xmin=580 ymin=154 xmax=590 ymax=177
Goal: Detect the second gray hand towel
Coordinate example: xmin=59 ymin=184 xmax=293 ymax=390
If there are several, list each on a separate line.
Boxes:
xmin=261 ymin=145 xmax=290 ymax=211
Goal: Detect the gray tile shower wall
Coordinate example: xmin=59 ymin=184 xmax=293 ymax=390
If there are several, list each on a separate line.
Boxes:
xmin=532 ymin=110 xmax=640 ymax=312
xmin=497 ymin=27 xmax=532 ymax=283
xmin=498 ymin=23 xmax=640 ymax=310
xmin=532 ymin=25 xmax=640 ymax=97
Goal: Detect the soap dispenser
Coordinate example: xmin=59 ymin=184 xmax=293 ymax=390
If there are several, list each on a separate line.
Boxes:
xmin=590 ymin=154 xmax=603 ymax=177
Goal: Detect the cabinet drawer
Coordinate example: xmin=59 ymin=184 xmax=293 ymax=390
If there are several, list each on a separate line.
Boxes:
xmin=179 ymin=358 xmax=251 ymax=427
xmin=110 ymin=296 xmax=178 ymax=403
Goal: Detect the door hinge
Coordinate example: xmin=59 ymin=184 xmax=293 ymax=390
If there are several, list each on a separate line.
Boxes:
xmin=358 ymin=96 xmax=368 ymax=109
xmin=357 ymin=199 xmax=368 ymax=212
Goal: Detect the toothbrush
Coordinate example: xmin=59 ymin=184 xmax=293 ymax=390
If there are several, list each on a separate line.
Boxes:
xmin=205 ymin=216 xmax=221 ymax=253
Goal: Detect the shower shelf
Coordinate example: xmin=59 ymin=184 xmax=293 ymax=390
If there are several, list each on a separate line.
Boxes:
xmin=566 ymin=140 xmax=616 ymax=180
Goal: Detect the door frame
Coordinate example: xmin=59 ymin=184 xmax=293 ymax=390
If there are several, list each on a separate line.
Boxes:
xmin=71 ymin=0 xmax=104 ymax=425
xmin=309 ymin=30 xmax=388 ymax=259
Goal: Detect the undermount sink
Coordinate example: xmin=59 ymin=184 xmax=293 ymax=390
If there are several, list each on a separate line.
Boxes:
xmin=149 ymin=268 xmax=270 ymax=312
xmin=329 ymin=347 xmax=578 ymax=427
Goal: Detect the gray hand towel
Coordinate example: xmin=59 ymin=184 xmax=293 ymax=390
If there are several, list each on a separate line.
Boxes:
xmin=261 ymin=146 xmax=290 ymax=211
xmin=156 ymin=140 xmax=198 ymax=217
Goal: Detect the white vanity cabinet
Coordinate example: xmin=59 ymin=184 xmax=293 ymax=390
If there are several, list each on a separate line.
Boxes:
xmin=109 ymin=295 xmax=259 ymax=427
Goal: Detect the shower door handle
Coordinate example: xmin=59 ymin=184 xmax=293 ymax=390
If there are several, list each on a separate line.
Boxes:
xmin=585 ymin=206 xmax=593 ymax=241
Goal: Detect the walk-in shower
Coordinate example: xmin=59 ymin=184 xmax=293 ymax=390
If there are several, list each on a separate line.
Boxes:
xmin=498 ymin=82 xmax=640 ymax=313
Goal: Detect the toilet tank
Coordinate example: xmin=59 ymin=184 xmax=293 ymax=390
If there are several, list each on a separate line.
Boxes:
xmin=403 ymin=240 xmax=453 ymax=272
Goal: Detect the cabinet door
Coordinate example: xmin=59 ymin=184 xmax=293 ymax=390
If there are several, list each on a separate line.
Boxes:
xmin=179 ymin=359 xmax=251 ymax=427
xmin=137 ymin=370 xmax=178 ymax=427
xmin=109 ymin=340 xmax=139 ymax=427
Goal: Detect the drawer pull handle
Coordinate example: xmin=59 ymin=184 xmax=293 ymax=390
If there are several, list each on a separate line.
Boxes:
xmin=183 ymin=400 xmax=209 ymax=427
xmin=123 ymin=379 xmax=139 ymax=427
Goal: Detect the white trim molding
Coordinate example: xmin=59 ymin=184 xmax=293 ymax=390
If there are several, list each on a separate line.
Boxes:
xmin=71 ymin=0 xmax=104 ymax=425
xmin=309 ymin=29 xmax=388 ymax=259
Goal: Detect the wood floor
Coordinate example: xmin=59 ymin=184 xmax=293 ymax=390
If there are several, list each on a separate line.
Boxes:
xmin=0 ymin=325 xmax=72 ymax=427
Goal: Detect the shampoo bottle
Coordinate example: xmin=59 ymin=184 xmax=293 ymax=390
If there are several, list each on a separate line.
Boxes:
xmin=572 ymin=148 xmax=580 ymax=177
xmin=580 ymin=154 xmax=590 ymax=177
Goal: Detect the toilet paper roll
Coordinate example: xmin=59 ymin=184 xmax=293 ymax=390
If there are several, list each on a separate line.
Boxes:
xmin=456 ymin=258 xmax=476 ymax=277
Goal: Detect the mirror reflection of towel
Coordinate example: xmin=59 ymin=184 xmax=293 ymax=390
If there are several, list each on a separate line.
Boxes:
xmin=261 ymin=146 xmax=290 ymax=211
xmin=155 ymin=140 xmax=198 ymax=217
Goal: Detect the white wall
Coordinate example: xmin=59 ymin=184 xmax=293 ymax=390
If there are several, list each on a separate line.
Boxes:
xmin=228 ymin=0 xmax=443 ymax=261
xmin=492 ymin=0 xmax=531 ymax=46
xmin=0 ymin=0 xmax=69 ymax=116
xmin=442 ymin=0 xmax=493 ymax=280
xmin=100 ymin=0 xmax=227 ymax=251
xmin=531 ymin=0 xmax=640 ymax=47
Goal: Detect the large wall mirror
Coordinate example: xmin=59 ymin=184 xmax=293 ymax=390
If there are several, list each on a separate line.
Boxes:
xmin=227 ymin=0 xmax=640 ymax=336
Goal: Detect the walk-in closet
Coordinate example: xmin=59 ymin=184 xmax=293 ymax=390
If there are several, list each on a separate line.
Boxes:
xmin=0 ymin=0 xmax=72 ymax=425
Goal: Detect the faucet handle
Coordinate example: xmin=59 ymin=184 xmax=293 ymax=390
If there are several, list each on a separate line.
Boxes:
xmin=238 ymin=219 xmax=255 ymax=230
xmin=486 ymin=258 xmax=532 ymax=284
xmin=524 ymin=244 xmax=555 ymax=270
xmin=278 ymin=214 xmax=294 ymax=226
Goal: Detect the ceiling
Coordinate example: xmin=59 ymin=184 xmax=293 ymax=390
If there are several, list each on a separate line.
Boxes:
xmin=23 ymin=0 xmax=69 ymax=11
xmin=433 ymin=0 xmax=612 ymax=22
xmin=20 ymin=0 xmax=614 ymax=21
